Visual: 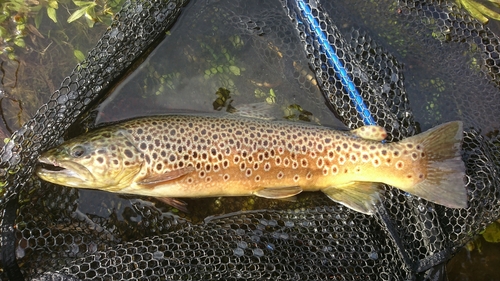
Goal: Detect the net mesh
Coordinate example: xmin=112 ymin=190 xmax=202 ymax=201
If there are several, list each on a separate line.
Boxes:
xmin=1 ymin=0 xmax=499 ymax=280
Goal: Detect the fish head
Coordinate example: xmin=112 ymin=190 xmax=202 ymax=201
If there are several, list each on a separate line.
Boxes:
xmin=36 ymin=129 xmax=143 ymax=191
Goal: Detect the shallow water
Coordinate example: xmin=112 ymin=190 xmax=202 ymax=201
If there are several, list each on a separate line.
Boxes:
xmin=1 ymin=0 xmax=499 ymax=279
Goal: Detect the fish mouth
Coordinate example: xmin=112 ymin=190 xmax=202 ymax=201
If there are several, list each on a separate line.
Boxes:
xmin=36 ymin=157 xmax=95 ymax=186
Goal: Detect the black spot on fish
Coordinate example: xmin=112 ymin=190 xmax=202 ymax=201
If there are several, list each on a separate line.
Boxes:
xmin=145 ymin=155 xmax=151 ymax=164
xmin=156 ymin=163 xmax=162 ymax=171
xmin=140 ymin=143 xmax=147 ymax=150
xmin=137 ymin=128 xmax=143 ymax=134
xmin=170 ymin=129 xmax=176 ymax=136
xmin=124 ymin=149 xmax=134 ymax=158
xmin=96 ymin=157 xmax=104 ymax=164
xmin=325 ymin=138 xmax=331 ymax=144
xmin=352 ymin=143 xmax=360 ymax=149
xmin=169 ymin=155 xmax=176 ymax=162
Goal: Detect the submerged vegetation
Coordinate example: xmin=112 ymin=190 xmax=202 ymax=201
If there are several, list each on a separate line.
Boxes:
xmin=455 ymin=0 xmax=500 ymax=24
xmin=0 ymin=0 xmax=126 ymax=138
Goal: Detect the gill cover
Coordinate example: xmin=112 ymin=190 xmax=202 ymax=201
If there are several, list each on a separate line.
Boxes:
xmin=36 ymin=128 xmax=143 ymax=192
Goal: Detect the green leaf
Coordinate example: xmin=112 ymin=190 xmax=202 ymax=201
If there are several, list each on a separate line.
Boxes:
xmin=0 ymin=26 xmax=6 ymax=38
xmin=0 ymin=14 xmax=8 ymax=24
xmin=482 ymin=222 xmax=500 ymax=243
xmin=48 ymin=0 xmax=58 ymax=9
xmin=229 ymin=65 xmax=240 ymax=76
xmin=35 ymin=10 xmax=43 ymax=28
xmin=85 ymin=16 xmax=95 ymax=28
xmin=73 ymin=49 xmax=85 ymax=62
xmin=14 ymin=38 xmax=25 ymax=48
xmin=67 ymin=7 xmax=87 ymax=23
xmin=47 ymin=7 xmax=57 ymax=23
xmin=73 ymin=1 xmax=97 ymax=8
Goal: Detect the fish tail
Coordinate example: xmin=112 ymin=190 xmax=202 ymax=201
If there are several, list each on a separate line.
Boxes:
xmin=403 ymin=121 xmax=467 ymax=208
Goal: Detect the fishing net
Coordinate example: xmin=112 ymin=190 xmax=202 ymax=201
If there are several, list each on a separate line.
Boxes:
xmin=1 ymin=0 xmax=499 ymax=280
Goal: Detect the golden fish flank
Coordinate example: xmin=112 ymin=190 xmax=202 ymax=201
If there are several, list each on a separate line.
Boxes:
xmin=36 ymin=115 xmax=467 ymax=214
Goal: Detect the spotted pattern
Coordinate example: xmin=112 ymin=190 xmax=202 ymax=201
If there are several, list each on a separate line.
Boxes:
xmin=60 ymin=115 xmax=429 ymax=197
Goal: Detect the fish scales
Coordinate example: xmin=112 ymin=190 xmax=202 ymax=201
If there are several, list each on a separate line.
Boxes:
xmin=123 ymin=116 xmax=415 ymax=194
xmin=36 ymin=115 xmax=467 ymax=214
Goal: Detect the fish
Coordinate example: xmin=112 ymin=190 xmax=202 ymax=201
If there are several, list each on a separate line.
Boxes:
xmin=36 ymin=114 xmax=467 ymax=214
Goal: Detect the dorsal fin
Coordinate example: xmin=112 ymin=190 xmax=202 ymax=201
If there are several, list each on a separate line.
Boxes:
xmin=232 ymin=102 xmax=276 ymax=120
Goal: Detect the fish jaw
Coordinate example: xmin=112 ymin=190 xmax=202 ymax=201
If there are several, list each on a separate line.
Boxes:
xmin=37 ymin=155 xmax=96 ymax=188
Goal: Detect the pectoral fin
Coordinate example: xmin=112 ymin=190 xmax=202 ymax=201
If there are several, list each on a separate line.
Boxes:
xmin=351 ymin=126 xmax=387 ymax=141
xmin=156 ymin=197 xmax=189 ymax=213
xmin=322 ymin=182 xmax=382 ymax=215
xmin=254 ymin=186 xmax=303 ymax=199
xmin=138 ymin=166 xmax=195 ymax=187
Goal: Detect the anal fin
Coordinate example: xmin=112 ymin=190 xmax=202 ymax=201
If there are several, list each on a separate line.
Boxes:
xmin=138 ymin=166 xmax=195 ymax=187
xmin=254 ymin=186 xmax=303 ymax=199
xmin=322 ymin=182 xmax=382 ymax=215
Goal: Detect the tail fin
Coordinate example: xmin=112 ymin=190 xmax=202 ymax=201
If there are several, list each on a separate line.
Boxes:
xmin=403 ymin=121 xmax=467 ymax=208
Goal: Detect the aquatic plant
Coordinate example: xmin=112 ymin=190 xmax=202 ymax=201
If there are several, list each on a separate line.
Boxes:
xmin=455 ymin=0 xmax=500 ymax=24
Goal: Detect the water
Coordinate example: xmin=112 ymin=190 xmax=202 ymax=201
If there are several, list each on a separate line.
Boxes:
xmin=1 ymin=0 xmax=499 ymax=279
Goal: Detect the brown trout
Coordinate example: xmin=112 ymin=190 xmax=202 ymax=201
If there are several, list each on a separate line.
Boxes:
xmin=36 ymin=115 xmax=467 ymax=214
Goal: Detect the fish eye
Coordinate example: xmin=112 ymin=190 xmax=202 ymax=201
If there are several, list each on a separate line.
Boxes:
xmin=70 ymin=145 xmax=86 ymax=158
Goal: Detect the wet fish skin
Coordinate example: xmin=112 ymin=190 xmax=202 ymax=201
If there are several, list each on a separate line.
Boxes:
xmin=36 ymin=115 xmax=467 ymax=214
